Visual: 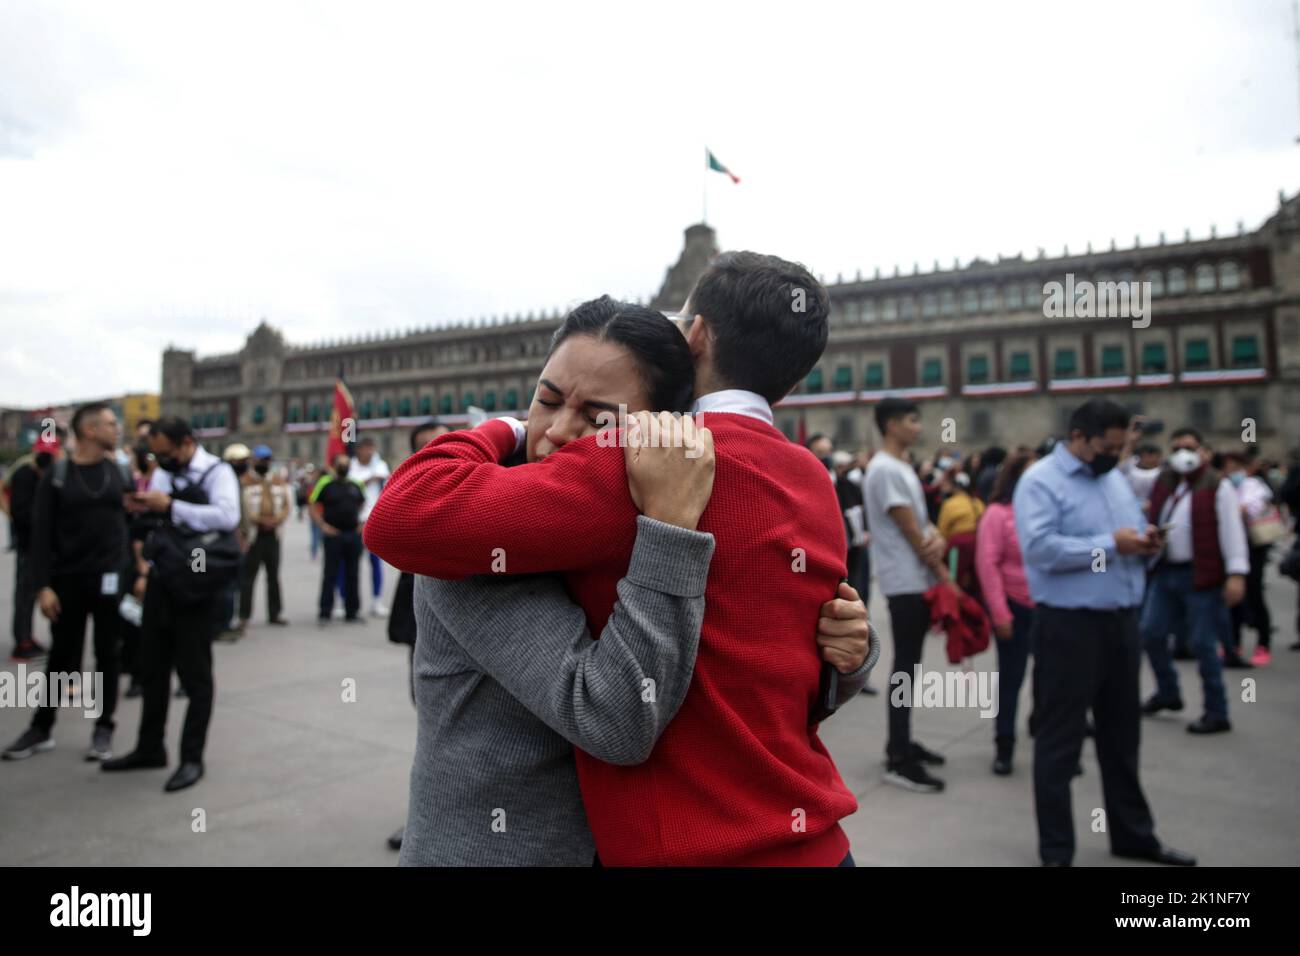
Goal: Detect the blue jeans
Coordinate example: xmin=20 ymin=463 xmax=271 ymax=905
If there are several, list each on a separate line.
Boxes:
xmin=1139 ymin=564 xmax=1229 ymax=718
xmin=995 ymin=599 xmax=1034 ymax=742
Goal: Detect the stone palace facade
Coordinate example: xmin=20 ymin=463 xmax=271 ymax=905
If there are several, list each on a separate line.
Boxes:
xmin=161 ymin=194 xmax=1300 ymax=463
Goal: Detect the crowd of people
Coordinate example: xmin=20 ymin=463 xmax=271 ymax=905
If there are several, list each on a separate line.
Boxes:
xmin=1 ymin=247 xmax=1298 ymax=867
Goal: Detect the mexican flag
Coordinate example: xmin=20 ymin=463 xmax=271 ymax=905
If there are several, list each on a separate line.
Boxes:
xmin=326 ymin=366 xmax=355 ymax=462
xmin=707 ymin=149 xmax=740 ymax=184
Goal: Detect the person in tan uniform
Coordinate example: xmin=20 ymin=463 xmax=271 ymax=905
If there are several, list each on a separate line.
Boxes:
xmin=236 ymin=444 xmax=291 ymax=633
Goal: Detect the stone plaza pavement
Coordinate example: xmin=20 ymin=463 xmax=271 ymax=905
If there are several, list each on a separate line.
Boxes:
xmin=1 ymin=516 xmax=1297 ymax=866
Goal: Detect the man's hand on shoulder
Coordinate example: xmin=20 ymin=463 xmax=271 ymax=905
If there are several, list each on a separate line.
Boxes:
xmin=817 ymin=581 xmax=869 ymax=674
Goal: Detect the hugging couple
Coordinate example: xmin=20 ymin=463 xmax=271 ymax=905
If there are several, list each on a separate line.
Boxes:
xmin=365 ymin=250 xmax=875 ymax=866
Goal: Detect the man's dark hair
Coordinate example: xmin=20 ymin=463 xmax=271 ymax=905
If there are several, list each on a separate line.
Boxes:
xmin=71 ymin=402 xmax=112 ymax=439
xmin=989 ymin=449 xmax=1033 ymax=505
xmin=805 ymin=433 xmax=827 ymax=449
xmin=1169 ymin=427 xmax=1202 ymax=445
xmin=549 ymin=295 xmax=694 ymax=412
xmin=409 ymin=420 xmax=447 ymax=453
xmin=149 ymin=416 xmax=193 ymax=446
xmin=357 ymin=436 xmax=376 ymax=448
xmin=1068 ymin=398 xmax=1131 ymax=439
xmin=686 ymin=250 xmax=830 ymax=405
xmin=1136 ymin=443 xmax=1161 ymax=456
xmin=874 ymin=397 xmax=919 ymax=436
xmin=136 ymin=418 xmax=154 ymax=432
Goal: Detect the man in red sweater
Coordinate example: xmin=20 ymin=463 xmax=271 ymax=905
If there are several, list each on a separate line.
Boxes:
xmin=367 ymin=252 xmax=861 ymax=865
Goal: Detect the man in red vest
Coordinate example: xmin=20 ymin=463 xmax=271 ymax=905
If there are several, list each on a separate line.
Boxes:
xmin=1139 ymin=427 xmax=1248 ymax=734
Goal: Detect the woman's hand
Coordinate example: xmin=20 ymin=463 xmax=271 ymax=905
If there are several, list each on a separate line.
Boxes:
xmin=624 ymin=411 xmax=715 ymax=531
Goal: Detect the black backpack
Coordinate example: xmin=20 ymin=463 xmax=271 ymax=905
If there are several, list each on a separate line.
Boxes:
xmin=141 ymin=462 xmax=242 ymax=606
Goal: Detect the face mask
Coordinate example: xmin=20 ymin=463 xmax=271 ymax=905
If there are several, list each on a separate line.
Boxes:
xmin=254 ymin=462 xmax=270 ymax=476
xmin=232 ymin=461 xmax=249 ymax=477
xmin=1228 ymin=471 xmax=1245 ymax=488
xmin=34 ymin=452 xmax=53 ymax=470
xmin=1168 ymin=448 xmax=1201 ymax=475
xmin=157 ymin=454 xmax=183 ymax=474
xmin=1088 ymin=452 xmax=1119 ymax=477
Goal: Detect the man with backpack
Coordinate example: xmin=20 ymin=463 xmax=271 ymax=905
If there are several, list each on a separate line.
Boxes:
xmin=102 ymin=416 xmax=241 ymax=793
xmin=2 ymin=404 xmax=131 ymax=763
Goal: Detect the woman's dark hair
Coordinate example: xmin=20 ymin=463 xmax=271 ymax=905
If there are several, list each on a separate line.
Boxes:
xmin=990 ymin=447 xmax=1034 ymax=505
xmin=548 ymin=296 xmax=695 ymax=412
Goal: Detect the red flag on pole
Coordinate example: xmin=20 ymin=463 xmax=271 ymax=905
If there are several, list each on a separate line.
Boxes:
xmin=326 ymin=366 xmax=355 ymax=462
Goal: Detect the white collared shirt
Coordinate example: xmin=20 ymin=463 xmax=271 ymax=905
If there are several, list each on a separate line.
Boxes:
xmin=148 ymin=444 xmax=241 ymax=533
xmin=690 ymin=389 xmax=774 ymax=425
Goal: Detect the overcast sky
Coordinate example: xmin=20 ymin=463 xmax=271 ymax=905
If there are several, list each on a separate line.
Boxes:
xmin=1 ymin=0 xmax=1297 ymax=406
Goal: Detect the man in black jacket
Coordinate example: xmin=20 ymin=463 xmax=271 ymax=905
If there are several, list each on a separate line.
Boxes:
xmin=2 ymin=405 xmax=129 ymax=762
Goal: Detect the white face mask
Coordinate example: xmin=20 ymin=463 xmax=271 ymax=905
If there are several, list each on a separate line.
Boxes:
xmin=1168 ymin=448 xmax=1201 ymax=475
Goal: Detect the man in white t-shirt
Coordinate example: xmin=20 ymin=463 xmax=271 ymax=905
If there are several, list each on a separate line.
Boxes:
xmin=864 ymin=398 xmax=959 ymax=794
xmin=349 ymin=438 xmax=391 ymax=618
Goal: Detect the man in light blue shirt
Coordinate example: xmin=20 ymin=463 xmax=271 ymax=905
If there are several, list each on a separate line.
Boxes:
xmin=1013 ymin=398 xmax=1195 ymax=868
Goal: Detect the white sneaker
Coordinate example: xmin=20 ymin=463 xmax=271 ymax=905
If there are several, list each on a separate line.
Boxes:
xmin=332 ymin=607 xmax=346 ymax=620
xmin=371 ymin=602 xmax=389 ymax=619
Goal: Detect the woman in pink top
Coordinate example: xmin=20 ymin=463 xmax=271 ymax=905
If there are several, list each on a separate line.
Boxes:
xmin=974 ymin=449 xmax=1035 ymax=776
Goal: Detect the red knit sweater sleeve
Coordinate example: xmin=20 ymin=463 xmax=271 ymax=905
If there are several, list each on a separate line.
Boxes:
xmin=363 ymin=419 xmax=636 ymax=578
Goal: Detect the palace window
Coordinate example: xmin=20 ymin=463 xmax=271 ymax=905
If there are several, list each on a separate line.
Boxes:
xmin=1053 ymin=348 xmax=1078 ymax=378
xmin=921 ymin=358 xmax=943 ymax=386
xmin=805 ymin=368 xmax=824 ymax=393
xmin=483 ymin=391 xmax=497 ymax=411
xmin=980 ymin=286 xmax=998 ymax=312
xmin=861 ymin=299 xmax=878 ymax=322
xmin=1101 ymin=345 xmax=1125 ymax=374
xmin=504 ymin=389 xmax=518 ymax=409
xmin=833 ymin=366 xmax=853 ymax=390
xmin=921 ymin=293 xmax=938 ymax=318
xmin=865 ymin=362 xmax=884 ymax=387
xmin=1195 ymin=263 xmax=1216 ymax=293
xmin=1231 ymin=335 xmax=1260 ymax=367
xmin=1167 ymin=268 xmax=1187 ymax=294
xmin=1219 ymin=261 xmax=1242 ymax=291
xmin=967 ymin=355 xmax=989 ymax=384
xmin=420 ymin=395 xmax=433 ymax=415
xmin=1009 ymin=351 xmax=1032 ymax=379
xmin=1141 ymin=343 xmax=1168 ymax=373
xmin=961 ymin=288 xmax=979 ymax=314
xmin=1144 ymin=269 xmax=1165 ymax=297
xmin=1184 ymin=339 xmax=1211 ymax=370
xmin=939 ymin=290 xmax=957 ymax=316
xmin=439 ymin=395 xmax=453 ymax=415
xmin=1004 ymin=284 xmax=1022 ymax=310
xmin=379 ymin=399 xmax=392 ymax=417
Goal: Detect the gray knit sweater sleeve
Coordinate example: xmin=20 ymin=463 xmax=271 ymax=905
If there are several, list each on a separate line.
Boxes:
xmin=416 ymin=515 xmax=715 ymax=765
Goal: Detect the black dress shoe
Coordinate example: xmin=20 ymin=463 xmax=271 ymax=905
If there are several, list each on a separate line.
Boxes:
xmin=388 ymin=827 xmax=404 ymax=850
xmin=164 ymin=762 xmax=204 ymax=792
xmin=1141 ymin=694 xmax=1184 ymax=716
xmin=1114 ymin=844 xmax=1197 ymax=866
xmin=1187 ymin=714 xmax=1231 ymax=734
xmin=1041 ymin=859 xmax=1071 ymax=867
xmin=101 ymin=749 xmax=167 ymax=771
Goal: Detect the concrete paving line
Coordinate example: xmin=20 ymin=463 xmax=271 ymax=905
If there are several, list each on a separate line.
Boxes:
xmin=205 ymin=694 xmax=418 ymax=758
